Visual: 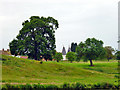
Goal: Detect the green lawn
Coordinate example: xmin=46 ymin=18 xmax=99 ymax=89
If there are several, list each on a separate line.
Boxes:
xmin=1 ymin=55 xmax=119 ymax=85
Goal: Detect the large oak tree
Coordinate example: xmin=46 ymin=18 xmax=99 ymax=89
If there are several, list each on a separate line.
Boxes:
xmin=9 ymin=16 xmax=59 ymax=60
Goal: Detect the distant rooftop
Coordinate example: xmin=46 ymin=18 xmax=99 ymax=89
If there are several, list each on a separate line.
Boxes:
xmin=0 ymin=48 xmax=11 ymax=55
xmin=67 ymin=47 xmax=71 ymax=53
xmin=62 ymin=46 xmax=66 ymax=55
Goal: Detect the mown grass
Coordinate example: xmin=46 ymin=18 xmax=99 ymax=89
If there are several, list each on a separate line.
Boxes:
xmin=1 ymin=55 xmax=119 ymax=86
xmin=58 ymin=60 xmax=118 ymax=75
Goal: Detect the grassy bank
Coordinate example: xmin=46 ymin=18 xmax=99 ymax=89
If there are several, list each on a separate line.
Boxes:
xmin=1 ymin=55 xmax=119 ymax=85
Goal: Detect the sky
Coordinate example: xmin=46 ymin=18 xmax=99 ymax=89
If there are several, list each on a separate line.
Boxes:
xmin=0 ymin=0 xmax=119 ymax=52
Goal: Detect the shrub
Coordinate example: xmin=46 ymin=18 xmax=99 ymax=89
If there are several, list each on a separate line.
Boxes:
xmin=54 ymin=52 xmax=63 ymax=62
xmin=46 ymin=85 xmax=58 ymax=89
xmin=61 ymin=83 xmax=70 ymax=89
xmin=2 ymin=83 xmax=120 ymax=89
xmin=18 ymin=84 xmax=32 ymax=89
xmin=114 ymin=75 xmax=120 ymax=78
xmin=91 ymin=82 xmax=117 ymax=89
xmin=115 ymin=51 xmax=120 ymax=60
xmin=40 ymin=61 xmax=43 ymax=64
xmin=3 ymin=84 xmax=17 ymax=90
xmin=33 ymin=84 xmax=44 ymax=89
xmin=71 ymin=82 xmax=86 ymax=89
xmin=66 ymin=52 xmax=76 ymax=63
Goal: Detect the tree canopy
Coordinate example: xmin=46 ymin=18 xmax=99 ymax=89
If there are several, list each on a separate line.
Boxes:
xmin=9 ymin=39 xmax=19 ymax=56
xmin=9 ymin=16 xmax=59 ymax=60
xmin=76 ymin=38 xmax=105 ymax=66
xmin=54 ymin=52 xmax=63 ymax=62
xmin=76 ymin=42 xmax=85 ymax=62
xmin=104 ymin=46 xmax=114 ymax=61
xmin=115 ymin=51 xmax=120 ymax=60
xmin=71 ymin=42 xmax=77 ymax=52
xmin=66 ymin=52 xmax=76 ymax=63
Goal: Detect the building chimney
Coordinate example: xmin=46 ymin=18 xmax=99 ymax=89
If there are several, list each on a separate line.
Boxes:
xmin=7 ymin=49 xmax=9 ymax=52
xmin=2 ymin=48 xmax=4 ymax=51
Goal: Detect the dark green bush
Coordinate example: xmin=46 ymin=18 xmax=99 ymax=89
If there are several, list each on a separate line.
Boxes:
xmin=3 ymin=84 xmax=17 ymax=90
xmin=0 ymin=58 xmax=6 ymax=61
xmin=2 ymin=82 xmax=120 ymax=89
xmin=21 ymin=84 xmax=32 ymax=89
xmin=46 ymin=85 xmax=58 ymax=89
xmin=62 ymin=83 xmax=70 ymax=89
xmin=115 ymin=51 xmax=120 ymax=60
xmin=40 ymin=61 xmax=43 ymax=64
xmin=91 ymin=82 xmax=118 ymax=89
xmin=33 ymin=84 xmax=44 ymax=89
xmin=71 ymin=82 xmax=86 ymax=89
xmin=114 ymin=75 xmax=120 ymax=78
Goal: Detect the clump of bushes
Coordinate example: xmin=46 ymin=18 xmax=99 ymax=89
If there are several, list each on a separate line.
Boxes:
xmin=2 ymin=83 xmax=58 ymax=90
xmin=114 ymin=75 xmax=120 ymax=78
xmin=2 ymin=82 xmax=120 ymax=89
xmin=115 ymin=51 xmax=120 ymax=60
xmin=91 ymin=82 xmax=120 ymax=89
xmin=54 ymin=52 xmax=63 ymax=62
xmin=71 ymin=82 xmax=86 ymax=89
xmin=66 ymin=52 xmax=76 ymax=63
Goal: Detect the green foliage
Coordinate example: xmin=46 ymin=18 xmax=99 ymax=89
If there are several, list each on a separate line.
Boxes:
xmin=115 ymin=51 xmax=120 ymax=60
xmin=84 ymin=38 xmax=105 ymax=61
xmin=66 ymin=52 xmax=76 ymax=63
xmin=2 ymin=82 xmax=119 ymax=89
xmin=33 ymin=84 xmax=44 ymax=89
xmin=62 ymin=83 xmax=70 ymax=89
xmin=9 ymin=39 xmax=19 ymax=56
xmin=46 ymin=84 xmax=58 ymax=89
xmin=54 ymin=52 xmax=63 ymax=62
xmin=21 ymin=84 xmax=33 ymax=89
xmin=76 ymin=42 xmax=85 ymax=62
xmin=71 ymin=42 xmax=77 ymax=52
xmin=71 ymin=82 xmax=86 ymax=89
xmin=91 ymin=82 xmax=119 ymax=89
xmin=76 ymin=38 xmax=106 ymax=66
xmin=9 ymin=16 xmax=59 ymax=60
xmin=104 ymin=46 xmax=114 ymax=61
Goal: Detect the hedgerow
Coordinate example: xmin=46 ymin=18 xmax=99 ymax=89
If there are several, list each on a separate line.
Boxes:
xmin=2 ymin=82 xmax=119 ymax=89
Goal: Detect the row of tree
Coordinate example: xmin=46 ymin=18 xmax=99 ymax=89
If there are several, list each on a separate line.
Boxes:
xmin=54 ymin=38 xmax=119 ymax=66
xmin=70 ymin=42 xmax=116 ymax=61
xmin=55 ymin=38 xmax=106 ymax=66
xmin=9 ymin=16 xmax=120 ymax=66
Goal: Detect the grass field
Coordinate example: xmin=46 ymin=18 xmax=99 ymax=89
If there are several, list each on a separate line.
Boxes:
xmin=1 ymin=55 xmax=119 ymax=86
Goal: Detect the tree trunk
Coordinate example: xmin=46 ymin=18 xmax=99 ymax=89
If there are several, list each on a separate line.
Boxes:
xmin=90 ymin=59 xmax=93 ymax=66
xmin=34 ymin=45 xmax=37 ymax=60
xmin=71 ymin=61 xmax=72 ymax=63
xmin=34 ymin=56 xmax=37 ymax=60
xmin=33 ymin=30 xmax=38 ymax=60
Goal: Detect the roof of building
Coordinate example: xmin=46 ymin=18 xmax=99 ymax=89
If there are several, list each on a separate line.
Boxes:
xmin=62 ymin=46 xmax=66 ymax=55
xmin=0 ymin=50 xmax=11 ymax=55
xmin=67 ymin=47 xmax=71 ymax=53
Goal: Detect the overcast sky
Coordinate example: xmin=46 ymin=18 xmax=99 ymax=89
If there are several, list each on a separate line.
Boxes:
xmin=0 ymin=0 xmax=119 ymax=52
